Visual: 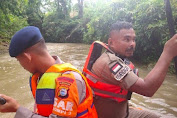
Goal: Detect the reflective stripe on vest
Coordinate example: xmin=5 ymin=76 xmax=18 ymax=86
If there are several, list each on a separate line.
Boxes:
xmin=83 ymin=41 xmax=138 ymax=103
xmin=85 ymin=62 xmax=135 ymax=102
xmin=92 ymin=88 xmax=127 ymax=99
xmin=30 ymin=63 xmax=98 ymax=118
xmin=76 ymin=103 xmax=94 ymax=117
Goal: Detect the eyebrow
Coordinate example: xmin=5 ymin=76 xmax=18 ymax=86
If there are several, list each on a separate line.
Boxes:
xmin=124 ymin=35 xmax=136 ymax=38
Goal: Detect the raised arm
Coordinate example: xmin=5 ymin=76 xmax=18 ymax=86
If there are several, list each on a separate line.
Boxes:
xmin=129 ymin=34 xmax=177 ymax=97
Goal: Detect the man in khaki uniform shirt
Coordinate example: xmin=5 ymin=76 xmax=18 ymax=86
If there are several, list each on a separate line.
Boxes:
xmin=91 ymin=21 xmax=177 ymax=118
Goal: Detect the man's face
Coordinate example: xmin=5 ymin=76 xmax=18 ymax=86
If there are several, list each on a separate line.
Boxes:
xmin=108 ymin=28 xmax=136 ymax=57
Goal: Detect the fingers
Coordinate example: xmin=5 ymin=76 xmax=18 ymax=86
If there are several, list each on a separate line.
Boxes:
xmin=0 ymin=97 xmax=6 ymax=105
xmin=0 ymin=94 xmax=20 ymax=113
xmin=169 ymin=34 xmax=177 ymax=45
xmin=0 ymin=94 xmax=11 ymax=103
xmin=171 ymin=34 xmax=177 ymax=40
xmin=163 ymin=34 xmax=177 ymax=58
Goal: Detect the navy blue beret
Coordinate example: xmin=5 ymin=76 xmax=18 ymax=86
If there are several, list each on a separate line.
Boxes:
xmin=9 ymin=26 xmax=43 ymax=57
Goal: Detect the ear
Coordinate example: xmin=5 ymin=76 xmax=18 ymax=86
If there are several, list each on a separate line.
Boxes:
xmin=23 ymin=52 xmax=32 ymax=62
xmin=108 ymin=38 xmax=113 ymax=47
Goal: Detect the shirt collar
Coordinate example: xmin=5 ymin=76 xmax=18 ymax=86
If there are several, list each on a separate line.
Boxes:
xmin=52 ymin=56 xmax=64 ymax=64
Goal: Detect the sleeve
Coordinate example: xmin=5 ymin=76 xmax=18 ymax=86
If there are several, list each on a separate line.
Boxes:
xmin=108 ymin=58 xmax=139 ymax=89
xmin=71 ymin=71 xmax=86 ymax=104
xmin=62 ymin=71 xmax=86 ymax=104
xmin=52 ymin=73 xmax=80 ymax=117
xmin=120 ymin=71 xmax=139 ymax=89
xmin=92 ymin=52 xmax=139 ymax=89
xmin=15 ymin=106 xmax=64 ymax=118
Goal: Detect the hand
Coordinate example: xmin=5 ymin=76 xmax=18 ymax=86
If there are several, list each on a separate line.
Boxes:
xmin=163 ymin=34 xmax=177 ymax=59
xmin=0 ymin=97 xmax=6 ymax=105
xmin=0 ymin=94 xmax=20 ymax=113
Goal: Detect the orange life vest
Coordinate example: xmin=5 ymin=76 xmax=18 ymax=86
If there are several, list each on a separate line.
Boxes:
xmin=30 ymin=63 xmax=98 ymax=118
xmin=83 ymin=41 xmax=138 ymax=102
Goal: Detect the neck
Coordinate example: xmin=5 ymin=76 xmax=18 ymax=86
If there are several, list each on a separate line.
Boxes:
xmin=34 ymin=54 xmax=56 ymax=74
xmin=115 ymin=53 xmax=126 ymax=60
xmin=108 ymin=46 xmax=126 ymax=60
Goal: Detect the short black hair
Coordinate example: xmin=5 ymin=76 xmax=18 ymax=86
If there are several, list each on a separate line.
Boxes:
xmin=109 ymin=21 xmax=133 ymax=38
xmin=110 ymin=21 xmax=133 ymax=32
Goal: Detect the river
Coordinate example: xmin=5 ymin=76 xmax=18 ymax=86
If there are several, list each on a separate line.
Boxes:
xmin=0 ymin=43 xmax=177 ymax=118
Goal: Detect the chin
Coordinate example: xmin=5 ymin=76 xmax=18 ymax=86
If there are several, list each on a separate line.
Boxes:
xmin=28 ymin=69 xmax=35 ymax=74
xmin=126 ymin=54 xmax=133 ymax=58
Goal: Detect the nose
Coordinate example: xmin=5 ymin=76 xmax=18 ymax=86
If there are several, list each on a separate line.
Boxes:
xmin=130 ymin=40 xmax=135 ymax=46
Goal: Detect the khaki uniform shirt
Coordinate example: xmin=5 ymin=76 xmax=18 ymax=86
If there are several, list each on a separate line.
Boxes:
xmin=91 ymin=51 xmax=139 ymax=118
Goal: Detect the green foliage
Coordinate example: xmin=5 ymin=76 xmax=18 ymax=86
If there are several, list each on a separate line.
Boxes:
xmin=83 ymin=0 xmax=138 ymax=43
xmin=40 ymin=0 xmax=81 ymax=43
xmin=42 ymin=12 xmax=81 ymax=43
xmin=26 ymin=0 xmax=44 ymax=29
xmin=82 ymin=0 xmax=177 ymax=64
xmin=24 ymin=0 xmax=82 ymax=43
xmin=1 ymin=0 xmax=177 ymax=67
xmin=0 ymin=14 xmax=28 ymax=39
xmin=0 ymin=0 xmax=28 ymax=40
xmin=133 ymin=0 xmax=167 ymax=63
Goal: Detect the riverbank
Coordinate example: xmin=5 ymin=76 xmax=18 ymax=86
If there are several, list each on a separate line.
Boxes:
xmin=0 ymin=41 xmax=9 ymax=54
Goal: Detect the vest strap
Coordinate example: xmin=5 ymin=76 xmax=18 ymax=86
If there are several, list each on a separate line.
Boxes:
xmin=85 ymin=71 xmax=128 ymax=99
xmin=92 ymin=88 xmax=127 ymax=99
xmin=76 ymin=103 xmax=94 ymax=117
xmin=86 ymin=74 xmax=98 ymax=83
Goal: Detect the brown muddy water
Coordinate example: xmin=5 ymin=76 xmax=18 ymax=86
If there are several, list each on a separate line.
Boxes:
xmin=0 ymin=43 xmax=177 ymax=118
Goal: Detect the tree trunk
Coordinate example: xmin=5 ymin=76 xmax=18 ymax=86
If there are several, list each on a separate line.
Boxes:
xmin=164 ymin=0 xmax=175 ymax=37
xmin=164 ymin=0 xmax=177 ymax=74
xmin=78 ymin=0 xmax=83 ymax=18
xmin=61 ymin=0 xmax=68 ymax=17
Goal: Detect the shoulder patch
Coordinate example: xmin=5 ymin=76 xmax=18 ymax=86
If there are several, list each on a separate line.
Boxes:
xmin=110 ymin=62 xmax=131 ymax=81
xmin=53 ymin=74 xmax=79 ymax=117
xmin=56 ymin=76 xmax=75 ymax=99
xmin=110 ymin=62 xmax=123 ymax=74
xmin=57 ymin=76 xmax=74 ymax=83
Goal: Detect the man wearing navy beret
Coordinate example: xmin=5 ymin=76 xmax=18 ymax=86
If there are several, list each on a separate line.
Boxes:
xmin=0 ymin=26 xmax=98 ymax=118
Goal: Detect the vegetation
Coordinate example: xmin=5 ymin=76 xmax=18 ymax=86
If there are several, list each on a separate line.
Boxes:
xmin=0 ymin=0 xmax=177 ymax=70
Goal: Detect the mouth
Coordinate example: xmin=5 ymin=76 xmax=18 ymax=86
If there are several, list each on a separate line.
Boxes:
xmin=126 ymin=47 xmax=134 ymax=53
xmin=126 ymin=47 xmax=134 ymax=55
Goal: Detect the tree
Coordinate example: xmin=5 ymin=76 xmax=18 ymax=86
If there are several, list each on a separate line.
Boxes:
xmin=53 ymin=0 xmax=71 ymax=19
xmin=164 ymin=0 xmax=175 ymax=37
xmin=164 ymin=0 xmax=177 ymax=73
xmin=82 ymin=0 xmax=169 ymax=63
xmin=78 ymin=0 xmax=84 ymax=18
xmin=26 ymin=0 xmax=44 ymax=31
xmin=0 ymin=0 xmax=28 ymax=40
